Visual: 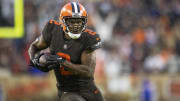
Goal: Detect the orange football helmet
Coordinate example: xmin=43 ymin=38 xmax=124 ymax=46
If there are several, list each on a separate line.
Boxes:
xmin=59 ymin=2 xmax=88 ymax=39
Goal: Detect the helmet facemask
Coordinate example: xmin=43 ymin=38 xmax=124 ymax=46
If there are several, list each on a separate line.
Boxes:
xmin=63 ymin=17 xmax=87 ymax=39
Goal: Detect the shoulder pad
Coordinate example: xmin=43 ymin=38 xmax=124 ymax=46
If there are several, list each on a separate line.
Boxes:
xmin=84 ymin=29 xmax=96 ymax=35
xmin=86 ymin=41 xmax=102 ymax=51
xmin=49 ymin=19 xmax=62 ymax=25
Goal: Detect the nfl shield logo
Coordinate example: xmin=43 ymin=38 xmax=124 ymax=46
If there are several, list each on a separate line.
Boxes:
xmin=63 ymin=44 xmax=67 ymax=49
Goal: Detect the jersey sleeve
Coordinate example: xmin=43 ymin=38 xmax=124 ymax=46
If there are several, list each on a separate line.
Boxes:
xmin=42 ymin=20 xmax=54 ymax=46
xmin=85 ymin=33 xmax=102 ymax=51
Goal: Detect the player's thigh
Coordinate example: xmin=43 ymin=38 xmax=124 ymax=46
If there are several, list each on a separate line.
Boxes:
xmin=60 ymin=92 xmax=86 ymax=101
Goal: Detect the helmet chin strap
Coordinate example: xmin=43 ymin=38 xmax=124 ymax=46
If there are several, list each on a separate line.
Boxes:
xmin=65 ymin=27 xmax=84 ymax=39
xmin=66 ymin=31 xmax=81 ymax=39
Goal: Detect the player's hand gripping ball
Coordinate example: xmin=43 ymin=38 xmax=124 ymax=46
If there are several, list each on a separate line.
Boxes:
xmin=39 ymin=53 xmax=65 ymax=70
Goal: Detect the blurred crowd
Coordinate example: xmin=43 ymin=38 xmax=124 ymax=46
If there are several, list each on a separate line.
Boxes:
xmin=0 ymin=0 xmax=180 ymax=101
xmin=92 ymin=0 xmax=180 ymax=74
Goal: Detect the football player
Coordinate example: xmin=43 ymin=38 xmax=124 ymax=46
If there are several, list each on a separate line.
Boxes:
xmin=28 ymin=2 xmax=103 ymax=101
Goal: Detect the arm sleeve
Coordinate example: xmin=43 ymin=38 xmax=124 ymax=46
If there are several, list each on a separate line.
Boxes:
xmin=85 ymin=34 xmax=102 ymax=51
xmin=42 ymin=21 xmax=54 ymax=46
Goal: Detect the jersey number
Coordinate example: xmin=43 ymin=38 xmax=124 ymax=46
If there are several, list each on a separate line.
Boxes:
xmin=57 ymin=52 xmax=73 ymax=75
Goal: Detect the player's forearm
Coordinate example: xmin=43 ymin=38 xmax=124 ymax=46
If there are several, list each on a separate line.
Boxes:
xmin=62 ymin=61 xmax=94 ymax=77
xmin=28 ymin=36 xmax=48 ymax=60
xmin=28 ymin=44 xmax=41 ymax=60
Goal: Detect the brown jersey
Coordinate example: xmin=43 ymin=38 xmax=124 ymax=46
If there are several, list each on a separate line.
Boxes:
xmin=42 ymin=20 xmax=101 ymax=92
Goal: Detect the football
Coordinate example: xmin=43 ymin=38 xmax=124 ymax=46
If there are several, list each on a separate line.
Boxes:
xmin=39 ymin=53 xmax=48 ymax=65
